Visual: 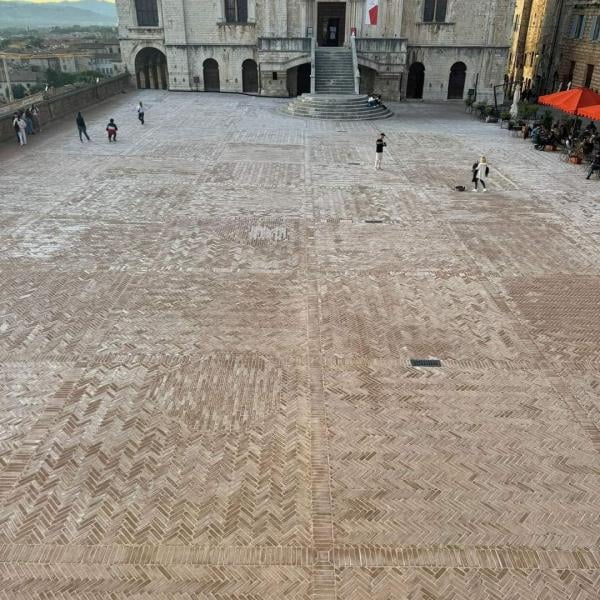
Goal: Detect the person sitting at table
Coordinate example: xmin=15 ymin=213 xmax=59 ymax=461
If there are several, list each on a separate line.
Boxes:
xmin=586 ymin=151 xmax=600 ymax=179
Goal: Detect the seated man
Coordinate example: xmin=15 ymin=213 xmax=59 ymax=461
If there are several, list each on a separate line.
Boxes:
xmin=586 ymin=152 xmax=600 ymax=180
xmin=367 ymin=95 xmax=376 ymax=107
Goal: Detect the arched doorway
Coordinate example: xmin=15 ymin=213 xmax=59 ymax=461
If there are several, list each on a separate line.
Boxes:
xmin=242 ymin=59 xmax=258 ymax=93
xmin=406 ymin=62 xmax=425 ymax=99
xmin=135 ymin=47 xmax=168 ymax=90
xmin=203 ymin=59 xmax=220 ymax=92
xmin=447 ymin=62 xmax=466 ymax=99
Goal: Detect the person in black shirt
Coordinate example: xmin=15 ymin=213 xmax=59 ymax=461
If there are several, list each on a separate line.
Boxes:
xmin=76 ymin=112 xmax=91 ymax=142
xmin=375 ymin=133 xmax=386 ymax=170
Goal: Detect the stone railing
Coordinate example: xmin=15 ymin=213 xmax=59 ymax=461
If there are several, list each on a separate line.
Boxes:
xmin=125 ymin=26 xmax=164 ymax=39
xmin=0 ymin=73 xmax=131 ymax=144
xmin=258 ymin=37 xmax=311 ymax=52
xmin=350 ymin=35 xmax=360 ymax=94
xmin=355 ymin=38 xmax=408 ymax=54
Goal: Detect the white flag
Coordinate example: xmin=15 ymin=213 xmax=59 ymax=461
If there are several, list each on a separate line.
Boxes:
xmin=365 ymin=0 xmax=378 ymax=25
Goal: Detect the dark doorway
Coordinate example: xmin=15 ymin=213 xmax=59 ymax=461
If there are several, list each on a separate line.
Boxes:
xmin=242 ymin=59 xmax=258 ymax=93
xmin=406 ymin=62 xmax=425 ymax=99
xmin=135 ymin=47 xmax=168 ymax=89
xmin=585 ymin=64 xmax=594 ymax=88
xmin=297 ymin=63 xmax=311 ymax=94
xmin=447 ymin=61 xmax=466 ymax=99
xmin=203 ymin=58 xmax=220 ymax=92
xmin=317 ymin=2 xmax=346 ymax=46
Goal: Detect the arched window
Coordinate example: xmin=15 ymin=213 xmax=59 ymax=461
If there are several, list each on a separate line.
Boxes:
xmin=224 ymin=0 xmax=248 ymax=23
xmin=135 ymin=0 xmax=159 ymax=26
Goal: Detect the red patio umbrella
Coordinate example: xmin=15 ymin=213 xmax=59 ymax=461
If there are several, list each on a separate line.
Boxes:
xmin=538 ymin=87 xmax=600 ymax=116
xmin=578 ymin=104 xmax=600 ymax=121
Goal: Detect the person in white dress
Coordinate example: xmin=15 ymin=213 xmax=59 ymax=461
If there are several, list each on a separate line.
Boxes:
xmin=472 ymin=156 xmax=489 ymax=191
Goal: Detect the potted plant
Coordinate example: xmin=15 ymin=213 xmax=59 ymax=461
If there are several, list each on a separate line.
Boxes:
xmin=474 ymin=101 xmax=488 ymax=120
xmin=485 ymin=106 xmax=499 ymax=123
xmin=500 ymin=110 xmax=511 ymax=128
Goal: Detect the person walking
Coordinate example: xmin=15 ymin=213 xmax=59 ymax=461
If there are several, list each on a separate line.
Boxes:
xmin=106 ymin=118 xmax=118 ymax=142
xmin=472 ymin=156 xmax=489 ymax=191
xmin=137 ymin=101 xmax=145 ymax=125
xmin=16 ymin=114 xmax=28 ymax=146
xmin=24 ymin=109 xmax=34 ymax=135
xmin=31 ymin=105 xmax=41 ymax=133
xmin=12 ymin=113 xmax=21 ymax=143
xmin=76 ymin=111 xmax=91 ymax=142
xmin=375 ymin=133 xmax=386 ymax=170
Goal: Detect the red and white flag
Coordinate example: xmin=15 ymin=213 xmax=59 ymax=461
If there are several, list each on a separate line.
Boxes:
xmin=365 ymin=0 xmax=378 ymax=25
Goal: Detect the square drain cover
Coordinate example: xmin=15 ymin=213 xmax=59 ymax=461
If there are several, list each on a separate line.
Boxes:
xmin=410 ymin=359 xmax=442 ymax=367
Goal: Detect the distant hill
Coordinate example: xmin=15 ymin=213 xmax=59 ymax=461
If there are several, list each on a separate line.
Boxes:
xmin=0 ymin=1 xmax=117 ymax=28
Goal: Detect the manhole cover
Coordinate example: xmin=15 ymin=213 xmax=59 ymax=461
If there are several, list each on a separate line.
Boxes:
xmin=410 ymin=359 xmax=442 ymax=367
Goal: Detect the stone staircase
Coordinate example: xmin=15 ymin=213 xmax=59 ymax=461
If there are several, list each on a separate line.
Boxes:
xmin=285 ymin=94 xmax=392 ymax=120
xmin=315 ymin=47 xmax=355 ymax=94
xmin=285 ymin=46 xmax=392 ymax=120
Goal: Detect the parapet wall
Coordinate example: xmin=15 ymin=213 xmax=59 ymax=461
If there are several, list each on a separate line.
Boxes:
xmin=0 ymin=74 xmax=131 ymax=144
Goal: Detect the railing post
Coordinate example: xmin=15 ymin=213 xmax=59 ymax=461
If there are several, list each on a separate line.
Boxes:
xmin=310 ymin=35 xmax=316 ymax=94
xmin=351 ymin=36 xmax=360 ymax=95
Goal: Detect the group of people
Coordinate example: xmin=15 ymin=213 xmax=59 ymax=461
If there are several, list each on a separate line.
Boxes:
xmin=374 ymin=133 xmax=491 ymax=192
xmin=526 ymin=118 xmax=600 ymax=179
xmin=76 ymin=102 xmax=145 ymax=143
xmin=368 ymin=94 xmax=385 ymax=109
xmin=12 ymin=101 xmax=146 ymax=148
xmin=11 ymin=105 xmax=42 ymax=146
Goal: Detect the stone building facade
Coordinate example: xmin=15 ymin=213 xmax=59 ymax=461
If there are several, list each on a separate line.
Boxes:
xmin=558 ymin=1 xmax=600 ymax=91
xmin=116 ymin=0 xmax=515 ymax=102
xmin=506 ymin=0 xmax=567 ymax=95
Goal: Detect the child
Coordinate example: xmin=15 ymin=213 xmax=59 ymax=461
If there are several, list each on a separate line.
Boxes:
xmin=106 ymin=118 xmax=118 ymax=142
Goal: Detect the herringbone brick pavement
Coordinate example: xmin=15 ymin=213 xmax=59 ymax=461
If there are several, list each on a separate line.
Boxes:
xmin=0 ymin=93 xmax=598 ymax=598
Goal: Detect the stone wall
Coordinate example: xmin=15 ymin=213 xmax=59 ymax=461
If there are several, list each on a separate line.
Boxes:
xmin=559 ymin=1 xmax=600 ymax=91
xmin=0 ymin=74 xmax=130 ymax=144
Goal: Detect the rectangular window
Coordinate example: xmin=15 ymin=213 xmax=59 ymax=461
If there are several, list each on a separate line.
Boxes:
xmin=585 ymin=64 xmax=594 ymax=88
xmin=572 ymin=15 xmax=585 ymax=38
xmin=423 ymin=0 xmax=447 ymax=23
xmin=135 ymin=0 xmax=159 ymax=27
xmin=591 ymin=16 xmax=600 ymax=41
xmin=224 ymin=0 xmax=248 ymax=23
xmin=568 ymin=60 xmax=576 ymax=83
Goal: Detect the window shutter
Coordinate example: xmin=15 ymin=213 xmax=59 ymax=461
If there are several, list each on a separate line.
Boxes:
xmin=435 ymin=0 xmax=447 ymax=22
xmin=423 ymin=0 xmax=435 ymax=22
xmin=579 ymin=16 xmax=586 ymax=38
xmin=589 ymin=16 xmax=598 ymax=40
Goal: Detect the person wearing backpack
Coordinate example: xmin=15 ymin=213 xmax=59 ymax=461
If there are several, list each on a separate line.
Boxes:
xmin=472 ymin=156 xmax=489 ymax=192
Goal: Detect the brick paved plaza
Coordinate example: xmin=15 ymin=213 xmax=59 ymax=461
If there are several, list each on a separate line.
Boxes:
xmin=1 ymin=91 xmax=599 ymax=599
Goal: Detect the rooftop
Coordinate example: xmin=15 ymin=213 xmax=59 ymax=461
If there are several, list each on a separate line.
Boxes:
xmin=0 ymin=91 xmax=599 ymax=599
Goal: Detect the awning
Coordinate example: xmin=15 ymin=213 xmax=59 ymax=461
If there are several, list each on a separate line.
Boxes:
xmin=578 ymin=104 xmax=600 ymax=121
xmin=538 ymin=88 xmax=600 ymax=116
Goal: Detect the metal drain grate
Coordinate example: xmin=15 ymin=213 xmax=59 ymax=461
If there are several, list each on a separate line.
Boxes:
xmin=364 ymin=219 xmax=385 ymax=224
xmin=410 ymin=359 xmax=442 ymax=367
